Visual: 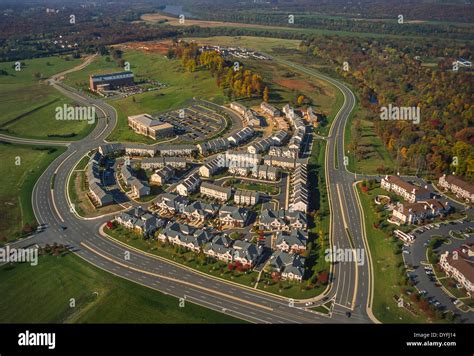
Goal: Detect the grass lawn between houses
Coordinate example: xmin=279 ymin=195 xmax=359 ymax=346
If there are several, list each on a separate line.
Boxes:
xmin=0 ymin=251 xmax=244 ymax=323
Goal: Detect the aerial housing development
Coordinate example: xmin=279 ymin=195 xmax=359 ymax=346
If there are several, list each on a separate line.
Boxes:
xmin=1 ymin=1 xmax=473 ymax=349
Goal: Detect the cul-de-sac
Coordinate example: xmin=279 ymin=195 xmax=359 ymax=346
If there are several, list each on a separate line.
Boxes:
xmin=0 ymin=0 xmax=473 ymax=325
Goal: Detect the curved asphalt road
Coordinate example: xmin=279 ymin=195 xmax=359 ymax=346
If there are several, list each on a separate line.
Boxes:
xmin=8 ymin=55 xmax=376 ymax=324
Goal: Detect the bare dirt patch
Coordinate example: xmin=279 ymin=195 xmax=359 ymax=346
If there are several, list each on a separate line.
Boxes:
xmin=115 ymin=40 xmax=173 ymax=54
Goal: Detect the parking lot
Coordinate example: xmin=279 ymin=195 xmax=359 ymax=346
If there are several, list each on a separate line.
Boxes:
xmin=403 ymin=218 xmax=474 ymax=323
xmin=159 ymin=104 xmax=226 ymax=142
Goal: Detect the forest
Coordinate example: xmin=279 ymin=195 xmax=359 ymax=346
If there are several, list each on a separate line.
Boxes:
xmin=169 ymin=41 xmax=268 ymax=101
xmin=299 ymin=35 xmax=473 ymax=180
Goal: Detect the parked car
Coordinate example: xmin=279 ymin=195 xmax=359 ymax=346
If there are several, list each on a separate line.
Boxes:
xmin=453 ymin=299 xmax=461 ymax=306
xmin=305 ymin=302 xmax=314 ymax=307
xmin=402 ymin=250 xmax=410 ymax=254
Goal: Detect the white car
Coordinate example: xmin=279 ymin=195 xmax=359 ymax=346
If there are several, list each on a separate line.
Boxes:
xmin=453 ymin=299 xmax=461 ymax=305
xmin=305 ymin=302 xmax=314 ymax=307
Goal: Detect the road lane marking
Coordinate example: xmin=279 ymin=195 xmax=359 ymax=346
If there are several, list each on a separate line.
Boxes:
xmin=81 ymin=241 xmax=273 ymax=312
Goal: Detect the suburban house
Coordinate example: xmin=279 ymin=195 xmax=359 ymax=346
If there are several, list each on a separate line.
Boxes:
xmin=390 ymin=199 xmax=450 ymax=225
xmin=268 ymin=146 xmax=298 ymax=159
xmin=157 ymin=145 xmax=197 ymax=157
xmin=269 ymin=251 xmax=305 ymax=281
xmin=120 ymin=163 xmax=151 ymax=198
xmin=158 ymin=221 xmax=213 ymax=252
xmin=234 ymin=189 xmax=260 ymax=206
xmin=183 ymin=201 xmax=219 ymax=221
xmin=260 ymin=102 xmax=281 ymax=117
xmin=439 ymin=244 xmax=474 ymax=296
xmin=229 ymin=166 xmax=251 ymax=177
xmin=274 ymin=230 xmax=307 ymax=254
xmin=227 ymin=127 xmax=255 ymax=146
xmin=252 ymin=164 xmax=279 ymax=181
xmin=230 ymin=101 xmax=247 ymax=116
xmin=306 ymin=106 xmax=320 ymax=126
xmin=150 ymin=166 xmax=174 ymax=185
xmin=155 ymin=193 xmax=189 ymax=214
xmin=438 ymin=174 xmax=474 ymax=203
xmin=98 ymin=143 xmax=125 ymax=156
xmin=218 ymin=205 xmax=250 ymax=227
xmin=124 ymin=144 xmax=157 ymax=157
xmin=196 ymin=137 xmax=229 ymax=156
xmin=270 ymin=130 xmax=289 ymax=146
xmin=128 ymin=113 xmax=174 ymax=140
xmin=289 ymin=164 xmax=308 ymax=213
xmin=199 ymin=157 xmax=224 ymax=178
xmin=176 ymin=173 xmax=201 ymax=196
xmin=259 ymin=209 xmax=308 ymax=231
xmin=139 ymin=157 xmax=187 ymax=170
xmin=289 ymin=127 xmax=306 ymax=152
xmin=200 ymin=182 xmax=232 ymax=202
xmin=224 ymin=150 xmax=261 ymax=170
xmin=86 ymin=152 xmax=114 ymax=207
xmin=233 ymin=240 xmax=261 ymax=267
xmin=203 ymin=236 xmax=235 ymax=262
xmin=381 ymin=175 xmax=431 ymax=203
xmin=247 ymin=137 xmax=274 ymax=154
xmin=244 ymin=109 xmax=261 ymax=127
xmin=114 ymin=207 xmax=164 ymax=237
xmin=264 ymin=155 xmax=307 ymax=170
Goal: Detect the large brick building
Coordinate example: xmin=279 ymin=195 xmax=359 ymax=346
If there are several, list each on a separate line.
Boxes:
xmin=89 ymin=71 xmax=135 ymax=92
xmin=128 ymin=114 xmax=174 ymax=140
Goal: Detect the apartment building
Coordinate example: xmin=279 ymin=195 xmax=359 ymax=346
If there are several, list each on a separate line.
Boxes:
xmin=381 ymin=175 xmax=431 ymax=203
xmin=390 ymin=199 xmax=449 ymax=225
xmin=439 ymin=244 xmax=474 ymax=296
xmin=439 ymin=174 xmax=474 ymax=203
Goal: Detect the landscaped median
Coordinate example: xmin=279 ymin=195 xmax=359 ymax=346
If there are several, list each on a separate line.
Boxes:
xmin=355 ymin=180 xmax=457 ymax=323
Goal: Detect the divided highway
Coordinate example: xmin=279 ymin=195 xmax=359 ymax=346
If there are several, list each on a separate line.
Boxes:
xmin=7 ymin=55 xmax=376 ymax=323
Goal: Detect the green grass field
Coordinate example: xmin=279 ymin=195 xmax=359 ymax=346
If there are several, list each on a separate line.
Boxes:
xmin=344 ymin=101 xmax=394 ymax=174
xmin=0 ymin=56 xmax=96 ymax=140
xmin=0 ymin=252 xmax=244 ymax=323
xmin=0 ymin=142 xmax=66 ymax=243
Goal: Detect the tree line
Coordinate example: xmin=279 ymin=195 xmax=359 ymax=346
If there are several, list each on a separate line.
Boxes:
xmin=168 ymin=41 xmax=268 ymax=101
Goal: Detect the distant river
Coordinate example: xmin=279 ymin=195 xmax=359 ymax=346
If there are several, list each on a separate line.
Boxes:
xmin=162 ymin=5 xmax=197 ymax=19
